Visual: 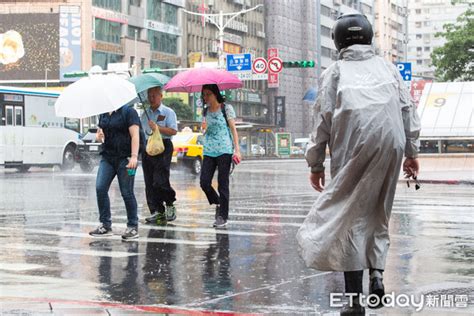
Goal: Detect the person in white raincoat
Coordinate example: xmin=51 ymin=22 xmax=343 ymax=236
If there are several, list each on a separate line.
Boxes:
xmin=296 ymin=13 xmax=420 ymax=316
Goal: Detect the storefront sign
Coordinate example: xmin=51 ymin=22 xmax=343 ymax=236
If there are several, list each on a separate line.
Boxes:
xmin=92 ymin=41 xmax=123 ymax=54
xmin=144 ymin=19 xmax=182 ymax=36
xmin=276 ymin=132 xmax=291 ymax=157
xmin=223 ymin=42 xmax=242 ymax=54
xmin=92 ymin=7 xmax=129 ymax=24
xmin=226 ymin=20 xmax=248 ymax=33
xmin=151 ymin=51 xmax=181 ymax=65
xmin=221 ymin=32 xmax=242 ymax=45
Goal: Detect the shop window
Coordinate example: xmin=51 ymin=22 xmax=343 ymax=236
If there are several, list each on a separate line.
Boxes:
xmin=95 ymin=18 xmax=121 ymax=44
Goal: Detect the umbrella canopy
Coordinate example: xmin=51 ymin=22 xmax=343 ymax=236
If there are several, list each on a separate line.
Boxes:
xmin=303 ymin=87 xmax=318 ymax=102
xmin=129 ymin=73 xmax=170 ymax=94
xmin=55 ymin=74 xmax=137 ymax=119
xmin=164 ymin=68 xmax=242 ymax=93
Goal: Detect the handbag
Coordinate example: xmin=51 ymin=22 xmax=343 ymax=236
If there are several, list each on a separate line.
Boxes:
xmin=146 ymin=130 xmax=165 ymax=156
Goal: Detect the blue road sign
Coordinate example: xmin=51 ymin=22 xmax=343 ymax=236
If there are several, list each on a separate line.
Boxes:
xmin=396 ymin=62 xmax=412 ymax=81
xmin=226 ymin=53 xmax=252 ymax=72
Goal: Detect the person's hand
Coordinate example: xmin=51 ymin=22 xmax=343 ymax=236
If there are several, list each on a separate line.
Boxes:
xmin=148 ymin=120 xmax=158 ymax=132
xmin=96 ymin=129 xmax=104 ymax=143
xmin=233 ymin=150 xmax=242 ymax=164
xmin=403 ymin=158 xmax=419 ymax=179
xmin=127 ymin=156 xmax=138 ymax=170
xmin=310 ymin=171 xmax=325 ymax=192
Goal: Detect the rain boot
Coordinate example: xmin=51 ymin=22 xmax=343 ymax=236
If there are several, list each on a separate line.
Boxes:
xmin=369 ymin=269 xmax=385 ymax=309
xmin=340 ymin=270 xmax=365 ymax=316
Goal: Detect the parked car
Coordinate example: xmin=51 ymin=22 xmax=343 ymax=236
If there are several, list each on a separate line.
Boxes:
xmin=291 ymin=146 xmax=305 ymax=156
xmin=171 ymin=132 xmax=204 ymax=174
xmin=251 ymin=144 xmax=265 ymax=156
xmin=75 ymin=128 xmax=101 ymax=172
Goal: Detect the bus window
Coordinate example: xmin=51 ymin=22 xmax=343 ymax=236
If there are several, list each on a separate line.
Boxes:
xmin=65 ymin=117 xmax=80 ymax=133
xmin=5 ymin=106 xmax=13 ymax=126
xmin=0 ymin=106 xmax=3 ymax=126
xmin=15 ymin=107 xmax=23 ymax=126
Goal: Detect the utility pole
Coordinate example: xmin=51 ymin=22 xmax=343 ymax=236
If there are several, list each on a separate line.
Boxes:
xmin=134 ymin=29 xmax=138 ymax=76
xmin=45 ymin=68 xmax=49 ymax=88
xmin=182 ymin=4 xmax=263 ymax=68
xmin=316 ymin=0 xmax=322 ymax=79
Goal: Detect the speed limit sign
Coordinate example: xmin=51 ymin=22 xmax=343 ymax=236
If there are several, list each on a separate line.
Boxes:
xmin=252 ymin=57 xmax=267 ymax=74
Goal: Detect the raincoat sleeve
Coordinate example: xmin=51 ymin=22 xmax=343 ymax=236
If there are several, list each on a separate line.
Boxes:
xmin=391 ymin=63 xmax=421 ymax=158
xmin=305 ymin=64 xmax=338 ymax=173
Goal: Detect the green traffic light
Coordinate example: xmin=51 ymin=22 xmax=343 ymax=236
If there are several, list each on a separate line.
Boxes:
xmin=63 ymin=71 xmax=88 ymax=78
xmin=143 ymin=67 xmax=162 ymax=73
xmin=283 ymin=60 xmax=316 ymax=68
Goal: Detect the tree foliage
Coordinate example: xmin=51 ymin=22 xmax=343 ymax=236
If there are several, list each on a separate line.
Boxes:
xmin=431 ymin=9 xmax=474 ymax=81
xmin=162 ymin=97 xmax=193 ymax=121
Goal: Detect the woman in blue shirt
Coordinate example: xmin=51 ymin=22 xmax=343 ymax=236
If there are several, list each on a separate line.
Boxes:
xmin=200 ymin=84 xmax=241 ymax=228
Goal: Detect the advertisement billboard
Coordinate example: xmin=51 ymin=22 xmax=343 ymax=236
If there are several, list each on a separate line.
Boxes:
xmin=0 ymin=13 xmax=59 ymax=81
xmin=59 ymin=6 xmax=82 ymax=82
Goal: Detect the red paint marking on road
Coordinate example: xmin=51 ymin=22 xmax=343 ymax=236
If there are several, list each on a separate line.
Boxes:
xmin=1 ymin=297 xmax=261 ymax=316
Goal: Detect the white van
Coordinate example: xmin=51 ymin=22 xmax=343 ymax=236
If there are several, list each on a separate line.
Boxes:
xmin=0 ymin=86 xmax=80 ymax=171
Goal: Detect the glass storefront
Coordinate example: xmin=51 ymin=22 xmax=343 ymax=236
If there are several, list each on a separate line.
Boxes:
xmin=147 ymin=0 xmax=177 ymax=25
xmin=93 ymin=0 xmax=121 ymax=11
xmin=419 ymin=139 xmax=474 ymax=154
xmin=148 ymin=30 xmax=178 ymax=55
xmin=94 ymin=18 xmax=121 ymax=44
xmin=92 ymin=51 xmax=123 ymax=70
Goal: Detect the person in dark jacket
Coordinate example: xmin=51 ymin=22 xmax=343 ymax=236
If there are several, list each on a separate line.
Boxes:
xmin=89 ymin=104 xmax=141 ymax=240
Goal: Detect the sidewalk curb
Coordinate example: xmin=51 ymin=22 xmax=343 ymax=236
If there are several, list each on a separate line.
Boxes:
xmin=398 ymin=179 xmax=474 ymax=185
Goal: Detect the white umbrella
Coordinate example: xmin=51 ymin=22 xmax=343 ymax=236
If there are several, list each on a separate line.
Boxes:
xmin=55 ymin=74 xmax=137 ymax=119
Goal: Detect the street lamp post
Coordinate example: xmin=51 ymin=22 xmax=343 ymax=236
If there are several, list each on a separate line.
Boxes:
xmin=182 ymin=4 xmax=263 ymax=68
xmin=134 ymin=29 xmax=138 ymax=76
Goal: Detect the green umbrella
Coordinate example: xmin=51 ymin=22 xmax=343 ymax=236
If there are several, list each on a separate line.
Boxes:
xmin=128 ymin=73 xmax=170 ymax=94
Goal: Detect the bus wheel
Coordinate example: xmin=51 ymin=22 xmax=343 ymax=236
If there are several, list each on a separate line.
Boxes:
xmin=16 ymin=165 xmax=30 ymax=173
xmin=60 ymin=146 xmax=76 ymax=171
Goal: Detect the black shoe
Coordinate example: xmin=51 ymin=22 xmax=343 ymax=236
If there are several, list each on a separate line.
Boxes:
xmin=340 ymin=302 xmax=365 ymax=316
xmin=369 ymin=277 xmax=385 ymax=308
xmin=213 ymin=216 xmax=227 ymax=228
xmin=89 ymin=224 xmax=113 ymax=237
xmin=145 ymin=212 xmax=159 ymax=223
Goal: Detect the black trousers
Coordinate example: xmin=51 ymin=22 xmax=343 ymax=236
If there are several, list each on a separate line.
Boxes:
xmin=142 ymin=138 xmax=176 ymax=214
xmin=200 ymin=154 xmax=232 ymax=220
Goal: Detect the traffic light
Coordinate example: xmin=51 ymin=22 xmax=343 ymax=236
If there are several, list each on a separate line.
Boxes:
xmin=283 ymin=60 xmax=315 ymax=68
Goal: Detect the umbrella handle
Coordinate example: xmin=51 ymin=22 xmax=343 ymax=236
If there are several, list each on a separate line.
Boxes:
xmin=137 ymin=93 xmax=152 ymax=122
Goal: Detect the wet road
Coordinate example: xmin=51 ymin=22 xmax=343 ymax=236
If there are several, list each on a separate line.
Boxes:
xmin=0 ymin=160 xmax=473 ymax=315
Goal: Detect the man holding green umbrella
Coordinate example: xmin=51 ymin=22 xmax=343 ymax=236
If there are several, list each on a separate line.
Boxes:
xmin=129 ymin=73 xmax=178 ymax=225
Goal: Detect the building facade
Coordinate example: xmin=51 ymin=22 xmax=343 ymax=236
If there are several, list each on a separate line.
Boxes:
xmin=264 ymin=0 xmax=376 ymax=139
xmin=407 ymin=0 xmax=470 ymax=79
xmin=373 ymin=0 xmax=408 ymax=63
xmin=184 ymin=0 xmax=267 ymax=125
xmin=0 ymin=0 xmax=187 ymax=84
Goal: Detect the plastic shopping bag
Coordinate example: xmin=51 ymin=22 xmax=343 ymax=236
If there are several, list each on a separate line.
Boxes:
xmin=146 ymin=130 xmax=165 ymax=156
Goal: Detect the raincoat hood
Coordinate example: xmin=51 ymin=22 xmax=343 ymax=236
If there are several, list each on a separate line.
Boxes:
xmin=339 ymin=44 xmax=374 ymax=61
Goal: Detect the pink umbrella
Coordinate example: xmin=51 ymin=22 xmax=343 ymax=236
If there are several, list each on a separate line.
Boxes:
xmin=164 ymin=68 xmax=243 ymax=93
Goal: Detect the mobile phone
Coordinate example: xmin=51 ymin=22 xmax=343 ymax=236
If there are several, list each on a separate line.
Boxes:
xmin=232 ymin=155 xmax=241 ymax=165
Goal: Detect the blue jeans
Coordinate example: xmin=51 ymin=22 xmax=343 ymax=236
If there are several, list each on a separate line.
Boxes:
xmin=96 ymin=157 xmax=138 ymax=228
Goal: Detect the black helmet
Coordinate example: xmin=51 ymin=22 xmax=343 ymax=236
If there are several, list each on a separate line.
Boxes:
xmin=331 ymin=13 xmax=373 ymax=51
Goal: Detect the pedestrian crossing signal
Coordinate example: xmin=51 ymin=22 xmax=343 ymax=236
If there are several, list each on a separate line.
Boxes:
xmin=283 ymin=60 xmax=315 ymax=68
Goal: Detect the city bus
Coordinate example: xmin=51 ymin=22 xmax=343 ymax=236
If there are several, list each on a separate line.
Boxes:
xmin=0 ymin=86 xmax=81 ymax=172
